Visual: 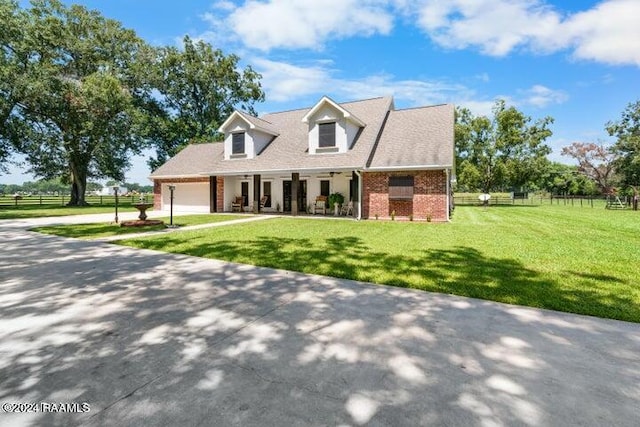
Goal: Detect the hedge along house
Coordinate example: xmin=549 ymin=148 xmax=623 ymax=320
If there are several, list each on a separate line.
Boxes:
xmin=150 ymin=96 xmax=455 ymax=221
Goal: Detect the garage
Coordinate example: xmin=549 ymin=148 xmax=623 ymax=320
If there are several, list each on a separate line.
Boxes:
xmin=161 ymin=182 xmax=210 ymax=213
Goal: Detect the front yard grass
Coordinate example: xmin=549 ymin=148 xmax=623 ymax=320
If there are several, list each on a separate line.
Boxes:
xmin=31 ymin=214 xmax=245 ymax=239
xmin=116 ymin=205 xmax=640 ymax=323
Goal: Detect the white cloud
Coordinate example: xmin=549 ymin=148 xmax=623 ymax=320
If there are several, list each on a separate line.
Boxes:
xmin=563 ymin=0 xmax=640 ymax=66
xmin=476 ymin=73 xmax=490 ymax=83
xmin=213 ymin=1 xmax=236 ymax=12
xmin=197 ymin=0 xmax=640 ymax=66
xmin=415 ymin=0 xmax=562 ymax=56
xmin=457 ymin=100 xmax=499 ymax=117
xmin=225 ymin=0 xmax=394 ymax=51
xmin=253 ymin=58 xmax=568 ymax=115
xmin=411 ymin=0 xmax=640 ymax=66
xmin=253 ymin=58 xmax=473 ymax=106
xmin=519 ymin=85 xmax=568 ymax=108
xmin=252 ymin=58 xmax=332 ymax=101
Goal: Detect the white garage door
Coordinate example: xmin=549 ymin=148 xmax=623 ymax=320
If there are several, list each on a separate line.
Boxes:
xmin=162 ymin=183 xmax=210 ymax=213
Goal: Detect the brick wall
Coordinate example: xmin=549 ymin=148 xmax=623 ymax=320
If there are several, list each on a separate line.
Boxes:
xmin=152 ymin=177 xmax=210 ymax=211
xmin=362 ymin=170 xmax=448 ymax=221
xmin=216 ymin=177 xmax=224 ymax=212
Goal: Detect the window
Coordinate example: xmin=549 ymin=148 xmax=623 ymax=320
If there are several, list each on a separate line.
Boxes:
xmin=389 ymin=175 xmax=414 ymax=200
xmin=232 ymin=132 xmax=245 ymax=154
xmin=241 ymin=182 xmax=249 ymax=207
xmin=318 ymin=122 xmax=336 ymax=148
xmin=320 ymin=180 xmax=330 ymax=197
xmin=263 ymin=181 xmax=271 ymax=208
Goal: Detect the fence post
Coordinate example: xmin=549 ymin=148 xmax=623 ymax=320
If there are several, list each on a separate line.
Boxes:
xmin=100 ymin=195 xmax=103 ymax=205
xmin=571 ymin=197 xmax=574 ymax=206
xmin=40 ymin=195 xmax=42 ymax=205
xmin=62 ymin=195 xmax=65 ymax=205
xmin=580 ymin=198 xmax=583 ymax=207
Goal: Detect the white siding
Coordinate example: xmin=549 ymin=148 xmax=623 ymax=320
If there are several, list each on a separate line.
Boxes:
xmin=253 ymin=130 xmax=273 ymax=155
xmin=346 ymin=121 xmax=360 ymax=149
xmin=223 ymin=117 xmax=273 ymax=159
xmin=307 ymin=105 xmax=360 ymax=154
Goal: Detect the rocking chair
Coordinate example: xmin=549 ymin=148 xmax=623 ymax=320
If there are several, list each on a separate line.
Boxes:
xmin=231 ymin=196 xmax=244 ymax=212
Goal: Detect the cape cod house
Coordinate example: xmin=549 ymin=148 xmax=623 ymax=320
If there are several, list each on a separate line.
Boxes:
xmin=150 ymin=96 xmax=455 ymax=221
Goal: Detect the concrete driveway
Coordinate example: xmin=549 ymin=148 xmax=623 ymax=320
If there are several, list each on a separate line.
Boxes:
xmin=0 ymin=216 xmax=639 ymax=426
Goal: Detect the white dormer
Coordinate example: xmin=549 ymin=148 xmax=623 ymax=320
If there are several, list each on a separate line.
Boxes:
xmin=302 ymin=96 xmax=365 ymax=155
xmin=218 ymin=111 xmax=279 ymax=160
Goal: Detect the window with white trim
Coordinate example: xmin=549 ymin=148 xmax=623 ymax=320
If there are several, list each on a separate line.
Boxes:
xmin=232 ymin=132 xmax=245 ymax=154
xmin=318 ymin=122 xmax=336 ymax=148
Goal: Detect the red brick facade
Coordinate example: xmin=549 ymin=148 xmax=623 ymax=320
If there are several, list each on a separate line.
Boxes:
xmin=152 ymin=177 xmax=210 ymax=211
xmin=362 ymin=170 xmax=448 ymax=221
xmin=216 ymin=177 xmax=224 ymax=212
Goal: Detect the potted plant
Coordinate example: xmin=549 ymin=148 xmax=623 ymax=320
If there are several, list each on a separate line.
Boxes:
xmin=328 ymin=192 xmax=344 ymax=216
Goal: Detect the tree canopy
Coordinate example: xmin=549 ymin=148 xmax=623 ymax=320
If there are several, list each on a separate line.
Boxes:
xmin=561 ymin=142 xmax=618 ymax=194
xmin=0 ymin=0 xmax=264 ymax=204
xmin=1 ymin=0 xmax=147 ymax=205
xmin=608 ymin=100 xmax=640 ymax=188
xmin=145 ymin=36 xmax=264 ymax=170
xmin=455 ymin=100 xmax=553 ymax=193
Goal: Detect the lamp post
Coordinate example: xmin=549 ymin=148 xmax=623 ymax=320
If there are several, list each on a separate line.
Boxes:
xmin=168 ymin=185 xmax=176 ymax=227
xmin=113 ymin=185 xmax=120 ymax=223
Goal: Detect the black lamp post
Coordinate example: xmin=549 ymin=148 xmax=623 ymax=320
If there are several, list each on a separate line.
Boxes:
xmin=113 ymin=185 xmax=120 ymax=223
xmin=168 ymin=185 xmax=176 ymax=227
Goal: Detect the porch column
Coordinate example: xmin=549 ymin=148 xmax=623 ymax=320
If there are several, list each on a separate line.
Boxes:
xmin=253 ymin=174 xmax=261 ymax=213
xmin=209 ymin=176 xmax=217 ymax=213
xmin=291 ymin=172 xmax=299 ymax=216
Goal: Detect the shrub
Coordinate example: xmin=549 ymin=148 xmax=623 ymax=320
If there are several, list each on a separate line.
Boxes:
xmin=328 ymin=193 xmax=345 ymax=210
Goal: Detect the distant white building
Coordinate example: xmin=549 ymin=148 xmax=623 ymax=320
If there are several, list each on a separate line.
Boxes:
xmin=98 ymin=186 xmax=128 ymax=196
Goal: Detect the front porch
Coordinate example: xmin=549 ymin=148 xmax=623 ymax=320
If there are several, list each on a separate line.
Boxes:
xmin=217 ymin=171 xmax=360 ymax=217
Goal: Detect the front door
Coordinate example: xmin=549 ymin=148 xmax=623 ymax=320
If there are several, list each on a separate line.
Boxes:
xmin=283 ymin=180 xmax=307 ymax=212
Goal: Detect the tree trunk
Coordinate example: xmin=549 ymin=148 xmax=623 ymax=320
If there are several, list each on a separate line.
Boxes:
xmin=67 ymin=161 xmax=89 ymax=206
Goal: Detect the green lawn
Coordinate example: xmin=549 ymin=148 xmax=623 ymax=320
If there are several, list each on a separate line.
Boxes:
xmin=31 ymin=214 xmax=246 ymax=239
xmin=117 ymin=205 xmax=640 ymax=323
xmin=0 ymin=203 xmax=138 ymax=219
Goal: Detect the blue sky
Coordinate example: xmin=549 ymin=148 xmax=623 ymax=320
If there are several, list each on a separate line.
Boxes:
xmin=5 ymin=0 xmax=640 ymax=184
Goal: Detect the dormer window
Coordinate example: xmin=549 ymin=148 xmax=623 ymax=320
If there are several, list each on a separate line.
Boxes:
xmin=318 ymin=122 xmax=336 ymax=148
xmin=232 ymin=132 xmax=245 ymax=154
xmin=302 ymin=96 xmax=365 ymax=155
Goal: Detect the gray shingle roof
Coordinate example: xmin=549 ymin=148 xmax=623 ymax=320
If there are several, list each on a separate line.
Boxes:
xmin=150 ymin=143 xmax=223 ymax=178
xmin=236 ymin=111 xmax=280 ymax=135
xmin=368 ymin=104 xmax=454 ymax=169
xmin=150 ymin=97 xmax=454 ymax=178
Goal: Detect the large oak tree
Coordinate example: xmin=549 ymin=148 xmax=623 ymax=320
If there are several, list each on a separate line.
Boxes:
xmin=1 ymin=0 xmax=147 ymax=205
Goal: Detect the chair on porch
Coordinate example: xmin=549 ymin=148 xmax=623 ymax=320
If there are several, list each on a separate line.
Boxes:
xmin=259 ymin=195 xmax=268 ymax=211
xmin=231 ymin=196 xmax=244 ymax=212
xmin=313 ymin=195 xmax=327 ymax=215
xmin=341 ymin=200 xmax=354 ymax=216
